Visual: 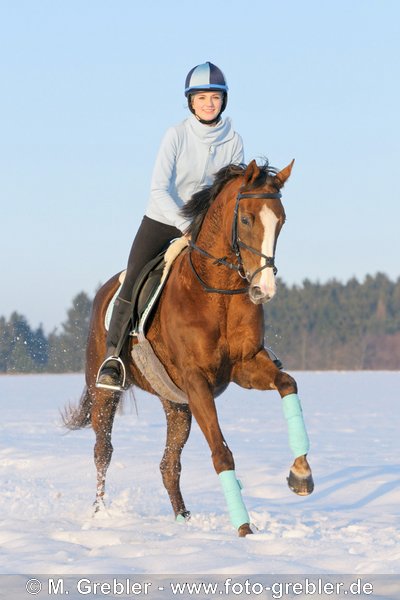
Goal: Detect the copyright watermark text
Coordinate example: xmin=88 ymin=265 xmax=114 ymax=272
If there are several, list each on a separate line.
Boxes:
xmin=21 ymin=576 xmax=379 ymax=598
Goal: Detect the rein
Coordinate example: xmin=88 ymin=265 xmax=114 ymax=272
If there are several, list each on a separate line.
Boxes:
xmin=188 ymin=244 xmax=249 ymax=295
xmin=188 ymin=189 xmax=282 ymax=295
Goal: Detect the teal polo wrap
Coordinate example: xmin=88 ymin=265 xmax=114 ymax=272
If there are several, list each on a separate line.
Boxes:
xmin=219 ymin=470 xmax=250 ymax=529
xmin=282 ymin=393 xmax=310 ymax=458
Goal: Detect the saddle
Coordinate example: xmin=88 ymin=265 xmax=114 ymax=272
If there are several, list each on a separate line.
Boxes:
xmin=105 ymin=237 xmax=189 ymax=337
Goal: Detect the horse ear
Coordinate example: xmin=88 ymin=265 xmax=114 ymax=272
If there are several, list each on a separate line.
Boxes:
xmin=244 ymin=160 xmax=260 ymax=185
xmin=274 ymin=159 xmax=295 ymax=188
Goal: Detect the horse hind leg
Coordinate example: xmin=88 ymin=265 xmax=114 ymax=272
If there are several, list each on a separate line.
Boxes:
xmin=90 ymin=386 xmax=122 ymax=511
xmin=159 ymin=398 xmax=192 ymax=521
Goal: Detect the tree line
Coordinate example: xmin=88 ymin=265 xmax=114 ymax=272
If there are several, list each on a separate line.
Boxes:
xmin=1 ymin=272 xmax=399 ymax=373
xmin=0 ymin=292 xmax=92 ymax=374
xmin=265 ymin=272 xmax=400 ymax=370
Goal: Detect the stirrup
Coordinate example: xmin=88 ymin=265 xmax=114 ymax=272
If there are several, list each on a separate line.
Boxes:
xmin=95 ymin=355 xmax=127 ymax=391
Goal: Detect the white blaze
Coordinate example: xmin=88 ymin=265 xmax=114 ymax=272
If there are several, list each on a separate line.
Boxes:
xmin=259 ymin=205 xmax=279 ymax=299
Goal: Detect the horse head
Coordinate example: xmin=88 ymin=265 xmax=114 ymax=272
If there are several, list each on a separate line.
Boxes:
xmin=182 ymin=159 xmax=293 ymax=302
xmin=234 ymin=159 xmax=293 ymax=304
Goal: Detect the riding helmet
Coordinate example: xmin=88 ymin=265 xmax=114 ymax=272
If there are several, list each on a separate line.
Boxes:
xmin=184 ymin=61 xmax=228 ymax=117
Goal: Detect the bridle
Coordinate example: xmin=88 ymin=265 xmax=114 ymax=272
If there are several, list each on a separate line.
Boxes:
xmin=188 ymin=189 xmax=282 ymax=295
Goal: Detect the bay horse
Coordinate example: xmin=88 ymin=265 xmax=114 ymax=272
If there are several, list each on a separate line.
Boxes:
xmin=64 ymin=159 xmax=313 ymax=537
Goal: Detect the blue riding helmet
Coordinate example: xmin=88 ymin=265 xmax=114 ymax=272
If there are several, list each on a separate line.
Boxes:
xmin=185 ymin=61 xmax=228 ymax=118
xmin=185 ymin=61 xmax=228 ymax=95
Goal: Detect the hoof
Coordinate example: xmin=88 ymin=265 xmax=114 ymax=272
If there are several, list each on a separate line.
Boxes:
xmin=176 ymin=510 xmax=191 ymax=523
xmin=92 ymin=498 xmax=106 ymax=515
xmin=287 ymin=470 xmax=314 ymax=496
xmin=238 ymin=523 xmax=253 ymax=537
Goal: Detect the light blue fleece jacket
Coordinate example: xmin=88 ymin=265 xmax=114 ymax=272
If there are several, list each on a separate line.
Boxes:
xmin=145 ymin=114 xmax=244 ymax=232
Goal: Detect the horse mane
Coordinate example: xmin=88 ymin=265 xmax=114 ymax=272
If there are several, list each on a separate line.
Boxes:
xmin=181 ymin=161 xmax=278 ymax=241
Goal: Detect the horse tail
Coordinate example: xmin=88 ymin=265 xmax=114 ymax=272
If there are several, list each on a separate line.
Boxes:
xmin=62 ymin=386 xmax=93 ymax=430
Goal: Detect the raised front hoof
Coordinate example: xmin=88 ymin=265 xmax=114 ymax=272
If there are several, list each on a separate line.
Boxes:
xmin=238 ymin=523 xmax=253 ymax=537
xmin=287 ymin=470 xmax=314 ymax=496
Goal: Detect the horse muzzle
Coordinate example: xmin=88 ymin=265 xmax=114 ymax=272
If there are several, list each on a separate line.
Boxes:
xmin=248 ymin=268 xmax=277 ymax=304
xmin=249 ymin=283 xmax=276 ymax=304
xmin=249 ymin=285 xmax=274 ymax=304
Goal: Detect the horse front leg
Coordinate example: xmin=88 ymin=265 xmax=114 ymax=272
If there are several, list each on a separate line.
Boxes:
xmin=159 ymin=398 xmax=192 ymax=521
xmin=90 ymin=386 xmax=121 ymax=512
xmin=232 ymin=350 xmax=314 ymax=496
xmin=186 ymin=371 xmax=252 ymax=537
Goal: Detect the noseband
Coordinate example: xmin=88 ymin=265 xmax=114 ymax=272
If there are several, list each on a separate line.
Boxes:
xmin=188 ymin=189 xmax=282 ymax=295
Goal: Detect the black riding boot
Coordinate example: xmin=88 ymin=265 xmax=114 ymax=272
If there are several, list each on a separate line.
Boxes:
xmin=96 ymin=297 xmax=133 ymax=391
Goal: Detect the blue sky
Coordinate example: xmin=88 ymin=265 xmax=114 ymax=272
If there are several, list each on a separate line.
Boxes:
xmin=1 ymin=0 xmax=399 ymax=332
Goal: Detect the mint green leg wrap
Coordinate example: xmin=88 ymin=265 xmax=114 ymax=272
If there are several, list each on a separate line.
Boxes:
xmin=219 ymin=470 xmax=250 ymax=529
xmin=175 ymin=514 xmax=186 ymax=523
xmin=282 ymin=393 xmax=310 ymax=458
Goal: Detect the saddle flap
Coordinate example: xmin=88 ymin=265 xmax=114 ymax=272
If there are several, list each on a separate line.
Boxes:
xmin=134 ymin=254 xmax=166 ymax=325
xmin=132 ymin=236 xmax=189 ymax=334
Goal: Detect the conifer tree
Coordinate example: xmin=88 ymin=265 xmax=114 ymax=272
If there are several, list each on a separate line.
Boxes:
xmin=48 ymin=292 xmax=92 ymax=372
xmin=0 ymin=312 xmax=47 ymax=373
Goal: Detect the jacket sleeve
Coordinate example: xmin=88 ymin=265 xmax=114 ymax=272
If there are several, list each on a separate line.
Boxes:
xmin=232 ymin=133 xmax=245 ymax=165
xmin=148 ymin=127 xmax=190 ymax=232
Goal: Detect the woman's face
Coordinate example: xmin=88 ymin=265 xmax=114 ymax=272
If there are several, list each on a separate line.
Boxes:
xmin=191 ymin=91 xmax=223 ymax=122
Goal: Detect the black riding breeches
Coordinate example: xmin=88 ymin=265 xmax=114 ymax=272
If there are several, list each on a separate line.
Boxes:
xmin=118 ymin=216 xmax=181 ymax=302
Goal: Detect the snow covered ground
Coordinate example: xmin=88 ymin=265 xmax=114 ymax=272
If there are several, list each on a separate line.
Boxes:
xmin=0 ymin=372 xmax=399 ymax=585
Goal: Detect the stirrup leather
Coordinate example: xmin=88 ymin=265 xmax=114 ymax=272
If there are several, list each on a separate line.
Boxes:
xmin=95 ymin=355 xmax=127 ymax=391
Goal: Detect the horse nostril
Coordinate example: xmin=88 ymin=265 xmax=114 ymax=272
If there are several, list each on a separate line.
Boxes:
xmin=249 ymin=285 xmax=275 ymax=304
xmin=250 ymin=286 xmax=267 ymax=303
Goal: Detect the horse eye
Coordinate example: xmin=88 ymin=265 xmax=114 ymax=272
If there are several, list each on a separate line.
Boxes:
xmin=241 ymin=216 xmax=250 ymax=226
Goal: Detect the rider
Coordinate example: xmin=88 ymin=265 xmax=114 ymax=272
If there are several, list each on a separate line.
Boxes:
xmin=96 ymin=61 xmax=245 ymax=390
